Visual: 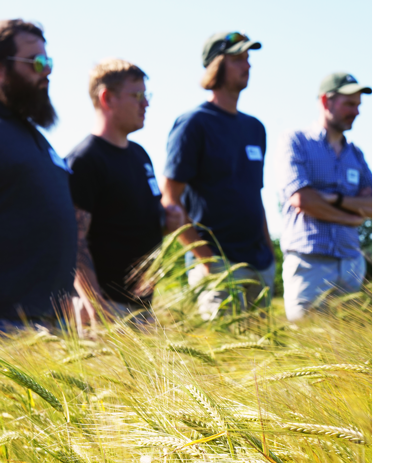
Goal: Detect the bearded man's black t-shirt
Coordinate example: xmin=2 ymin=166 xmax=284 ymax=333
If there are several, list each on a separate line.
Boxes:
xmin=0 ymin=103 xmax=77 ymax=318
xmin=67 ymin=135 xmax=163 ymax=303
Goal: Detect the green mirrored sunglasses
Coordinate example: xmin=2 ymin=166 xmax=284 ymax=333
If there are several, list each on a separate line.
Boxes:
xmin=7 ymin=54 xmax=53 ymax=73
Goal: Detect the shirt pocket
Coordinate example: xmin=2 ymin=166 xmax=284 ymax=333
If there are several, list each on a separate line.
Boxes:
xmin=340 ymin=163 xmax=361 ymax=195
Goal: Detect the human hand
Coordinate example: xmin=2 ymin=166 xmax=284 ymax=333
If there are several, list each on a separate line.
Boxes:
xmin=359 ymin=187 xmax=372 ymax=197
xmin=164 ymin=205 xmax=185 ymax=233
xmin=202 ymin=262 xmax=212 ymax=275
xmin=350 ymin=215 xmax=365 ymax=227
xmin=72 ymin=295 xmax=109 ymax=339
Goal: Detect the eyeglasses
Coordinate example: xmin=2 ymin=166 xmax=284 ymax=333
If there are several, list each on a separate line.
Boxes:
xmin=7 ymin=54 xmax=53 ymax=73
xmin=219 ymin=32 xmax=249 ymax=53
xmin=129 ymin=91 xmax=152 ymax=103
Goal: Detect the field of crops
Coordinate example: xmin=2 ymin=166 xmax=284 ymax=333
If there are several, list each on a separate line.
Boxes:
xmin=0 ymin=230 xmax=371 ymax=462
xmin=0 ymin=279 xmax=371 ymax=462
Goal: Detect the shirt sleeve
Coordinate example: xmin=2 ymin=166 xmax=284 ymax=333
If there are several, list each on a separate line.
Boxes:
xmin=275 ymin=131 xmax=312 ymax=203
xmin=354 ymin=146 xmax=372 ymax=191
xmin=163 ymin=115 xmax=204 ymax=183
xmin=67 ymin=152 xmax=103 ymax=213
xmin=260 ymin=122 xmax=267 ymax=189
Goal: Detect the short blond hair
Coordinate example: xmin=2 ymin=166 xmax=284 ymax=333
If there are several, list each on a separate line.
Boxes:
xmin=89 ymin=58 xmax=147 ymax=107
xmin=200 ymin=55 xmax=225 ymax=90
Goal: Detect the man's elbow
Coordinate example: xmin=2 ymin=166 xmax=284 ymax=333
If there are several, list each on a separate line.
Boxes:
xmin=160 ymin=177 xmax=186 ymax=208
xmin=289 ymin=191 xmax=306 ymax=209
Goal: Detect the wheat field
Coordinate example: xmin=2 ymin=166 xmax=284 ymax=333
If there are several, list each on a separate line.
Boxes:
xmin=0 ymin=288 xmax=371 ymax=462
xmin=0 ymin=232 xmax=372 ymax=462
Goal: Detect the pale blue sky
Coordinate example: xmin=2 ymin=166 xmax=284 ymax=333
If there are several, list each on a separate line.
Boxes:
xmin=3 ymin=0 xmax=372 ymax=237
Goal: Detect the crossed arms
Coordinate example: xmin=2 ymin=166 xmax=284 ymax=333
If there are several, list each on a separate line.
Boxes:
xmin=290 ymin=186 xmax=372 ymax=226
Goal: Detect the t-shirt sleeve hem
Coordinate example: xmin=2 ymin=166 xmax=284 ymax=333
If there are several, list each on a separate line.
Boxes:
xmin=163 ymin=168 xmax=193 ymax=184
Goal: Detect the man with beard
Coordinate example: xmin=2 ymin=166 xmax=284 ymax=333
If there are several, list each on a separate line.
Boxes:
xmin=0 ymin=19 xmax=77 ymax=325
xmin=160 ymin=32 xmax=275 ymax=321
xmin=275 ymin=72 xmax=372 ymax=322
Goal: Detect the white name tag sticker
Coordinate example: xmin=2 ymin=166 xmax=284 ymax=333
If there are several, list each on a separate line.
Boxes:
xmin=144 ymin=163 xmax=154 ymax=177
xmin=347 ymin=168 xmax=360 ymax=185
xmin=148 ymin=178 xmax=161 ymax=196
xmin=245 ymin=145 xmax=263 ymax=161
xmin=48 ymin=148 xmax=72 ymax=173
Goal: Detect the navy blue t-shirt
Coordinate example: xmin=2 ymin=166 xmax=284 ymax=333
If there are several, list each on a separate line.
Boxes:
xmin=164 ymin=102 xmax=273 ymax=270
xmin=0 ymin=104 xmax=77 ymax=318
xmin=67 ymin=135 xmax=163 ymax=303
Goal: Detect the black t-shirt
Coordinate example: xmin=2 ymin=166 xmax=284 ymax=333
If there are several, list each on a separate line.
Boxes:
xmin=164 ymin=102 xmax=273 ymax=271
xmin=0 ymin=103 xmax=77 ymax=318
xmin=67 ymin=135 xmax=163 ymax=303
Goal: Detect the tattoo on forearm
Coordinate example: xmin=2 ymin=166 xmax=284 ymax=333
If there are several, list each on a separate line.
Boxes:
xmin=75 ymin=208 xmax=96 ymax=275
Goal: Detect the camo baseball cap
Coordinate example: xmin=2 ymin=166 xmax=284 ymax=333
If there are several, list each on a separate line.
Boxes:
xmin=318 ymin=72 xmax=372 ymax=96
xmin=202 ymin=31 xmax=261 ymax=68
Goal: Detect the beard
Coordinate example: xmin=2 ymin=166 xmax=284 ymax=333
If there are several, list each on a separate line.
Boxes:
xmin=329 ymin=117 xmax=355 ymax=133
xmin=1 ymin=68 xmax=57 ymax=129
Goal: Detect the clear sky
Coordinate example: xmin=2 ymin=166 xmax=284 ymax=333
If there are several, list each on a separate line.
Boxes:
xmin=2 ymin=0 xmax=372 ymax=238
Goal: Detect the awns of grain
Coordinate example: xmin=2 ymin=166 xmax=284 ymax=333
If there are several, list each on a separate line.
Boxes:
xmin=0 ymin=359 xmax=63 ymax=412
xmin=0 ymin=281 xmax=371 ymax=462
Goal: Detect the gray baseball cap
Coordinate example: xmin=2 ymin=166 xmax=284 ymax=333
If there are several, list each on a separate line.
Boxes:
xmin=319 ymin=72 xmax=372 ymax=96
xmin=202 ymin=31 xmax=261 ymax=68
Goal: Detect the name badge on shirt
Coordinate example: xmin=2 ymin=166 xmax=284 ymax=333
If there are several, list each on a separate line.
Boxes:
xmin=347 ymin=168 xmax=360 ymax=185
xmin=48 ymin=148 xmax=72 ymax=173
xmin=245 ymin=145 xmax=263 ymax=161
xmin=148 ymin=178 xmax=161 ymax=196
xmin=144 ymin=163 xmax=154 ymax=177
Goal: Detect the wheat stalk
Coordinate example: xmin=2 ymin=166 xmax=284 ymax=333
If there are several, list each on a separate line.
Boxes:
xmin=276 ymin=421 xmax=366 ymax=444
xmin=0 ymin=360 xmax=63 ymax=412
xmin=264 ymin=364 xmax=371 ymax=381
xmin=186 ymin=385 xmax=225 ymax=430
xmin=47 ymin=371 xmax=95 ymax=394
xmin=136 ymin=436 xmax=203 ymax=456
xmin=168 ymin=343 xmax=216 ymax=364
xmin=213 ymin=342 xmax=269 ymax=353
xmin=62 ymin=348 xmax=113 ymax=364
xmin=0 ymin=431 xmax=21 ymax=446
xmin=172 ymin=412 xmax=219 ymax=435
xmin=129 ymin=332 xmax=155 ymax=364
xmin=25 ymin=332 xmax=61 ymax=346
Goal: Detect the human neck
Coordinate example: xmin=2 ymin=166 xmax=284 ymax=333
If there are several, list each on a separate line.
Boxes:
xmin=208 ymin=88 xmax=240 ymax=114
xmin=92 ymin=111 xmax=128 ymax=148
xmin=321 ymin=117 xmax=345 ymax=155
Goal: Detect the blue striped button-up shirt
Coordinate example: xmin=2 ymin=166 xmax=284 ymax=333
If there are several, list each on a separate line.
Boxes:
xmin=275 ymin=123 xmax=372 ymax=258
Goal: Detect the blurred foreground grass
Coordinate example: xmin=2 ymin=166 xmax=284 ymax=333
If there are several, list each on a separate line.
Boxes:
xmin=0 ymin=283 xmax=371 ymax=462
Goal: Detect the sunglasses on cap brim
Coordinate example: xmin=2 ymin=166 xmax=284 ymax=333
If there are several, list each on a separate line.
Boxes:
xmin=219 ymin=32 xmax=249 ymax=53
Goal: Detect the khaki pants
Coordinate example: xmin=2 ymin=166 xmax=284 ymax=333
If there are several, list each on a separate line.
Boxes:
xmin=282 ymin=252 xmax=366 ymax=322
xmin=188 ymin=259 xmax=276 ymax=321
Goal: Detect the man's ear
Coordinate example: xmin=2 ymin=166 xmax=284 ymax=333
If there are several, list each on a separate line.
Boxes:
xmin=97 ymin=86 xmax=114 ymax=110
xmin=320 ymin=94 xmax=329 ymax=110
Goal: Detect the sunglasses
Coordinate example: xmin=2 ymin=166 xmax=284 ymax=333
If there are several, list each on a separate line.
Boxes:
xmin=129 ymin=91 xmax=152 ymax=103
xmin=219 ymin=32 xmax=249 ymax=53
xmin=7 ymin=54 xmax=53 ymax=73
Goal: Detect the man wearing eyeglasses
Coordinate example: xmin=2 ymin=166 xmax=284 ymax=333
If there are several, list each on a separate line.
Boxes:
xmin=0 ymin=19 xmax=77 ymax=324
xmin=160 ymin=32 xmax=275 ymax=321
xmin=67 ymin=59 xmax=183 ymax=326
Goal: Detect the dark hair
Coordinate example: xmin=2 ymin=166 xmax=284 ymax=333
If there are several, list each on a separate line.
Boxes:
xmin=0 ymin=19 xmax=45 ymax=68
xmin=201 ymin=55 xmax=225 ymax=90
